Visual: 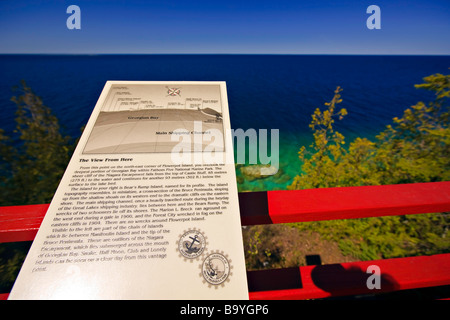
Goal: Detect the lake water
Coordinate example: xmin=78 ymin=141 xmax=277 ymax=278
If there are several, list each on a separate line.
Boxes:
xmin=1 ymin=54 xmax=448 ymax=190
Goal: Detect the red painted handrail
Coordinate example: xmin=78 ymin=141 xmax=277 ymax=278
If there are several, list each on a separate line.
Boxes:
xmin=1 ymin=182 xmax=450 ymax=300
xmin=0 ymin=204 xmax=49 ymax=243
xmin=2 ymin=182 xmax=449 ymax=243
xmin=248 ymin=253 xmax=450 ymax=300
xmin=239 ymin=181 xmax=450 ymax=225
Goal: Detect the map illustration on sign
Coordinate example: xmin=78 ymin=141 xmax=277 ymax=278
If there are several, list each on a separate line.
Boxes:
xmin=83 ymin=84 xmax=224 ymax=154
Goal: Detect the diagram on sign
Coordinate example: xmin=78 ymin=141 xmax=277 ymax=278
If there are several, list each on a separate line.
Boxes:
xmin=83 ymin=84 xmax=224 ymax=154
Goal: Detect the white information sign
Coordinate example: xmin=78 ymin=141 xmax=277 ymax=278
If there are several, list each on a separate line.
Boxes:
xmin=9 ymin=81 xmax=248 ymax=300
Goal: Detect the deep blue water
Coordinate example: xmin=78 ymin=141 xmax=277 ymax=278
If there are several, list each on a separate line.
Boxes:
xmin=1 ymin=54 xmax=449 ymax=189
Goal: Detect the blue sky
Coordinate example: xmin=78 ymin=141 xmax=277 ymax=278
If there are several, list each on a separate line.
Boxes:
xmin=0 ymin=0 xmax=449 ymax=54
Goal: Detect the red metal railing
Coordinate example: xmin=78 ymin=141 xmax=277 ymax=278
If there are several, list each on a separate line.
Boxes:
xmin=1 ymin=181 xmax=450 ymax=300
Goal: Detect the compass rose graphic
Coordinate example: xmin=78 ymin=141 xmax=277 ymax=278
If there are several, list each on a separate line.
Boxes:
xmin=167 ymin=87 xmax=181 ymax=97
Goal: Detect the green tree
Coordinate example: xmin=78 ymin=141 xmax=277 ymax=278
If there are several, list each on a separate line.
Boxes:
xmin=286 ymin=73 xmax=450 ymax=261
xmin=0 ymin=80 xmax=74 ymax=205
xmin=0 ymin=242 xmax=31 ymax=293
xmin=288 ymin=86 xmax=348 ymax=189
xmin=0 ymin=81 xmax=77 ymax=292
xmin=374 ymin=73 xmax=450 ymax=184
xmin=290 ymin=73 xmax=449 ymax=189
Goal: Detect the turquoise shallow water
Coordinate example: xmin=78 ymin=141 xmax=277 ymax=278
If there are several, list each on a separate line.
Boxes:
xmin=234 ymin=131 xmax=312 ymax=191
xmin=234 ymin=126 xmax=383 ymax=192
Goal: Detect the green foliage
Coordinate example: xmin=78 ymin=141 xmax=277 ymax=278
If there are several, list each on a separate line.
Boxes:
xmin=290 ymin=74 xmax=450 ymax=190
xmin=374 ymin=81 xmax=450 ymax=184
xmin=415 ymin=73 xmax=450 ymax=100
xmin=243 ymin=224 xmax=305 ymax=270
xmin=0 ymin=82 xmax=77 ymax=291
xmin=0 ymin=80 xmax=75 ymax=205
xmin=244 ymin=228 xmax=274 ymax=269
xmin=289 ymin=87 xmax=349 ymax=189
xmin=0 ymin=242 xmax=32 ymax=293
xmin=288 ymin=73 xmax=450 ymax=261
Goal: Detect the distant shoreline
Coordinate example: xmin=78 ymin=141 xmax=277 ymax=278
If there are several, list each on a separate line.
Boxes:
xmin=94 ymin=109 xmax=221 ymax=126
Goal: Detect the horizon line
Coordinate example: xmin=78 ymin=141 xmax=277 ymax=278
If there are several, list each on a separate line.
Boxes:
xmin=1 ymin=53 xmax=449 ymax=57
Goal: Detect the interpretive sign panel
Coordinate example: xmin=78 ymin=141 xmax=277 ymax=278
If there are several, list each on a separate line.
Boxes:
xmin=9 ymin=81 xmax=248 ymax=300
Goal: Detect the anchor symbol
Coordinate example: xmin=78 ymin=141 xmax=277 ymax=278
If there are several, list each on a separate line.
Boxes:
xmin=184 ymin=234 xmax=201 ymax=254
